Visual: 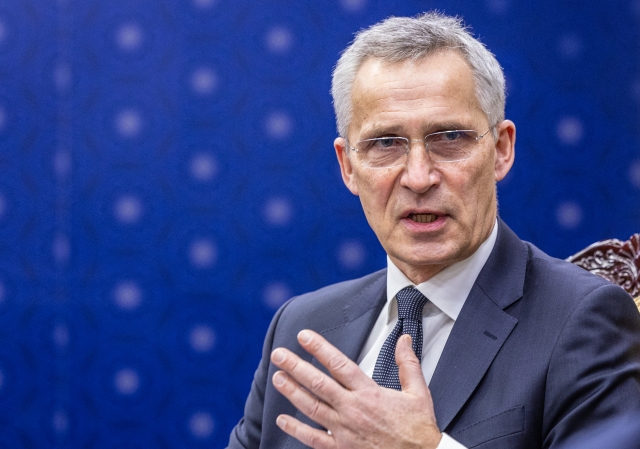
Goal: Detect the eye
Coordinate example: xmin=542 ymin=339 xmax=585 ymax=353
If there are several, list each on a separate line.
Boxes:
xmin=439 ymin=130 xmax=471 ymax=141
xmin=370 ymin=137 xmax=406 ymax=150
xmin=354 ymin=137 xmax=409 ymax=168
xmin=377 ymin=137 xmax=398 ymax=148
xmin=355 ymin=137 xmax=407 ymax=155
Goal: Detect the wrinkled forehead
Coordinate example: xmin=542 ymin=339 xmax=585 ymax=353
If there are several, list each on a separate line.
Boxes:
xmin=351 ymin=50 xmax=473 ymax=98
xmin=348 ymin=52 xmax=484 ymax=135
xmin=350 ymin=48 xmax=479 ymax=114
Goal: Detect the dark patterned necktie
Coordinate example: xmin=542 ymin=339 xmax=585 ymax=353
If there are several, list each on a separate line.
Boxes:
xmin=372 ymin=287 xmax=428 ymax=390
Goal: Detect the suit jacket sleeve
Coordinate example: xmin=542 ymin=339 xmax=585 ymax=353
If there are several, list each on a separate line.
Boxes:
xmin=543 ymin=283 xmax=640 ymax=448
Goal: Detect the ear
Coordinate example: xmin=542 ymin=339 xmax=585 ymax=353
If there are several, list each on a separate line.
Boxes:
xmin=334 ymin=137 xmax=359 ymax=196
xmin=493 ymin=120 xmax=516 ymax=181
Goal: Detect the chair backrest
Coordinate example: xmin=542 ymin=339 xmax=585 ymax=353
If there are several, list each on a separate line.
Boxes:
xmin=566 ymin=234 xmax=640 ymax=310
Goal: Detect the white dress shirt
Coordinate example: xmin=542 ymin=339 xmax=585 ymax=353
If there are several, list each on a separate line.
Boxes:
xmin=357 ymin=220 xmax=498 ymax=449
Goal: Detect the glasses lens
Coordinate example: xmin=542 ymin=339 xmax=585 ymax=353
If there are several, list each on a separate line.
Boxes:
xmin=355 ymin=137 xmax=408 ymax=168
xmin=426 ymin=130 xmax=477 ymax=162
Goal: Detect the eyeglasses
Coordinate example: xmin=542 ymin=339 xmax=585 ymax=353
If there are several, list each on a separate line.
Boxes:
xmin=347 ymin=126 xmax=496 ymax=169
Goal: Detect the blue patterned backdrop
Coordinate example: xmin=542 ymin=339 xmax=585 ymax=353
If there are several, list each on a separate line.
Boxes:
xmin=0 ymin=0 xmax=638 ymax=447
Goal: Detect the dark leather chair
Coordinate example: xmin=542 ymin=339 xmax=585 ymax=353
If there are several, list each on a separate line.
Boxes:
xmin=567 ymin=234 xmax=640 ymax=310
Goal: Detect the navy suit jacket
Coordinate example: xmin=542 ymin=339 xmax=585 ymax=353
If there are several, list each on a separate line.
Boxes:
xmin=559 ymin=413 xmax=640 ymax=449
xmin=228 ymin=220 xmax=640 ymax=448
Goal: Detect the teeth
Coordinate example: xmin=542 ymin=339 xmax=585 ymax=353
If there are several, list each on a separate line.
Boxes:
xmin=410 ymin=213 xmax=437 ymax=223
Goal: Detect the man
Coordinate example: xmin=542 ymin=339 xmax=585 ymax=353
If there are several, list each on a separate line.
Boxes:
xmin=227 ymin=12 xmax=640 ymax=449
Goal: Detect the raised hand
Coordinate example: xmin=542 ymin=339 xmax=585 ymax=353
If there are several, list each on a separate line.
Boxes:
xmin=270 ymin=329 xmax=442 ymax=449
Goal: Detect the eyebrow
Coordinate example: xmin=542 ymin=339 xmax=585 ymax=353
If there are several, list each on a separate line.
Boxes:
xmin=423 ymin=121 xmax=474 ymax=133
xmin=359 ymin=120 xmax=475 ymax=140
xmin=359 ymin=124 xmax=405 ymax=140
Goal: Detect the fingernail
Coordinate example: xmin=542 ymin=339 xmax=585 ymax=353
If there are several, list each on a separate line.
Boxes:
xmin=276 ymin=416 xmax=287 ymax=428
xmin=272 ymin=348 xmax=286 ymax=364
xmin=298 ymin=330 xmax=312 ymax=344
xmin=273 ymin=371 xmax=287 ymax=387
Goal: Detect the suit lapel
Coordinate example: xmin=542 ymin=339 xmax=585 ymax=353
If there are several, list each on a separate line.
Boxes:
xmin=429 ymin=285 xmax=518 ymax=430
xmin=314 ymin=270 xmax=387 ymax=367
xmin=429 ymin=220 xmax=529 ymax=431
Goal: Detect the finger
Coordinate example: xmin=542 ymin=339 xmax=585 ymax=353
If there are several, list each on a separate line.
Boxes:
xmin=276 ymin=414 xmax=336 ymax=449
xmin=296 ymin=329 xmax=372 ymax=390
xmin=272 ymin=370 xmax=338 ymax=429
xmin=396 ymin=334 xmax=429 ymax=394
xmin=271 ymin=347 xmax=347 ymax=408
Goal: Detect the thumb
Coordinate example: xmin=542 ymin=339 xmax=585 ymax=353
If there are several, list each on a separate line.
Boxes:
xmin=396 ymin=335 xmax=441 ymax=439
xmin=396 ymin=334 xmax=428 ymax=394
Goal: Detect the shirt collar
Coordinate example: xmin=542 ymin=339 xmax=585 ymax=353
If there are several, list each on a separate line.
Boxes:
xmin=385 ymin=219 xmax=498 ymax=322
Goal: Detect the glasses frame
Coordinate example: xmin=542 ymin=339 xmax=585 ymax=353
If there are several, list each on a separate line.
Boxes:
xmin=347 ymin=124 xmax=497 ymax=169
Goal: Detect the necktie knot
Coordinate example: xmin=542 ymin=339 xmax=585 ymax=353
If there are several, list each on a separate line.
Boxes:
xmin=396 ymin=287 xmax=428 ymax=321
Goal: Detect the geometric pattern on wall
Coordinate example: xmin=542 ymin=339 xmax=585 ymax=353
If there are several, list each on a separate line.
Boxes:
xmin=0 ymin=0 xmax=638 ymax=447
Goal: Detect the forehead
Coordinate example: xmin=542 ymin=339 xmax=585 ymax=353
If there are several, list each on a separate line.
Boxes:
xmin=349 ymin=51 xmax=484 ymax=136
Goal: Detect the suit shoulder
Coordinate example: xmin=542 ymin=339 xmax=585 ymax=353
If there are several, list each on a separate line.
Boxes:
xmin=525 ymin=241 xmax=612 ymax=288
xmin=521 ymin=241 xmax=632 ymax=310
xmin=265 ymin=268 xmax=386 ymax=346
xmin=282 ymin=268 xmax=386 ymax=316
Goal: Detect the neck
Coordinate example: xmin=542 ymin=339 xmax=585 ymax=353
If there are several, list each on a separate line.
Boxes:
xmin=389 ymin=259 xmax=447 ymax=285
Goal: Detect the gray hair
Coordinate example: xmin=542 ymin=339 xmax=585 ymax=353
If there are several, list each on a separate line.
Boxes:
xmin=331 ymin=12 xmax=505 ymax=138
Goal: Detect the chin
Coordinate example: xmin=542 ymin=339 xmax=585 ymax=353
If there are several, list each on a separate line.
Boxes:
xmin=397 ymin=249 xmax=457 ymax=268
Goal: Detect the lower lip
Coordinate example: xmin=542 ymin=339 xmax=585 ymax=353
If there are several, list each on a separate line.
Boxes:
xmin=401 ymin=215 xmax=448 ymax=232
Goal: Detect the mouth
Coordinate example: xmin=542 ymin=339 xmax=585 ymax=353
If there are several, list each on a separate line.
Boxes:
xmin=408 ymin=213 xmax=438 ymax=223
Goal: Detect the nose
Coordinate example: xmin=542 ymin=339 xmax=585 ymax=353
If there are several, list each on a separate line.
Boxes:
xmin=400 ymin=140 xmax=440 ymax=193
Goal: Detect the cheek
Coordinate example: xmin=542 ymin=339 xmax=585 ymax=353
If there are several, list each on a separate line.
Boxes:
xmin=454 ymin=161 xmax=496 ymax=210
xmin=469 ymin=168 xmax=498 ymax=212
xmin=354 ymin=171 xmax=396 ymax=214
